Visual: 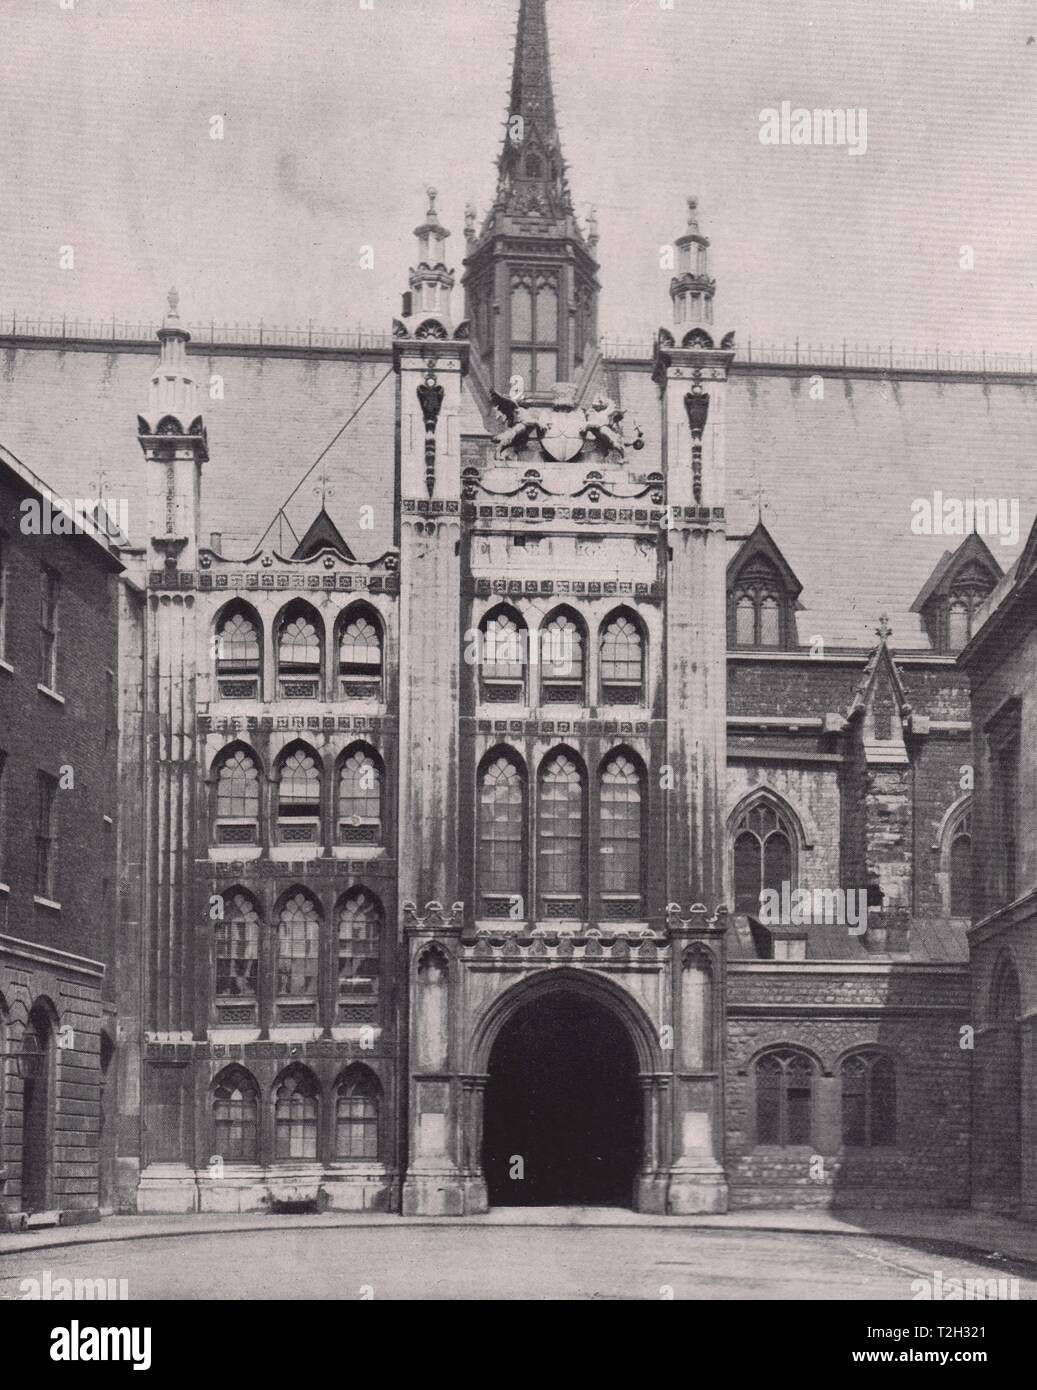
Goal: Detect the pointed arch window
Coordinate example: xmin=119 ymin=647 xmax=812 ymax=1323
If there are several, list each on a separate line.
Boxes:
xmin=215 ymin=892 xmax=260 ymax=1000
xmin=337 ymin=889 xmax=382 ymax=1000
xmin=212 ymin=1067 xmax=259 ymax=1163
xmin=943 ymin=583 xmax=994 ymax=653
xmin=276 ymin=891 xmax=320 ymax=1000
xmin=600 ymin=612 xmax=645 ymax=705
xmin=841 ymin=1052 xmax=897 ymax=1147
xmin=599 ymin=752 xmax=643 ymax=918
xmin=944 ymin=803 xmax=972 ymax=918
xmin=274 ymin=1068 xmax=319 ymax=1160
xmin=338 ymin=608 xmax=383 ymax=700
xmin=277 ymin=603 xmax=322 ymax=699
xmin=538 ymin=751 xmax=584 ymax=918
xmin=540 ymin=611 xmax=585 ymax=705
xmin=727 ymin=528 xmax=801 ymax=651
xmin=337 ymin=746 xmax=383 ymax=845
xmin=213 ymin=746 xmax=261 ymax=845
xmin=729 ymin=561 xmax=788 ymax=649
xmin=276 ymin=744 xmax=322 ymax=844
xmin=755 ymin=1049 xmax=815 ymax=1146
xmin=733 ymin=799 xmax=796 ymax=917
xmin=215 ymin=605 xmax=261 ymax=699
xmin=335 ymin=1068 xmax=381 ymax=1159
xmin=478 ymin=753 xmax=526 ymax=918
xmin=479 ymin=607 xmax=527 ymax=704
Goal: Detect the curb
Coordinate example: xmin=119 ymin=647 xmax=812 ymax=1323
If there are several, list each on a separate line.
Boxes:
xmin=2 ymin=1216 xmax=1037 ymax=1272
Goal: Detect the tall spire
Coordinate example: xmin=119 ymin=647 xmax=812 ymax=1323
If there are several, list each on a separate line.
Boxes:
xmin=463 ymin=0 xmax=599 ymax=396
xmin=509 ymin=0 xmax=558 ymax=140
xmin=495 ymin=0 xmax=571 ymax=219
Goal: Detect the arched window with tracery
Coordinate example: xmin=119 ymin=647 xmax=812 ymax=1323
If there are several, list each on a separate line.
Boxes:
xmin=841 ymin=1052 xmax=897 ymax=1147
xmin=337 ymin=889 xmax=382 ymax=1001
xmin=479 ymin=606 xmax=527 ymax=704
xmin=755 ymin=1049 xmax=815 ymax=1146
xmin=212 ymin=1067 xmax=259 ymax=1163
xmin=335 ymin=1067 xmax=381 ymax=1159
xmin=273 ymin=1067 xmax=319 ymax=1160
xmin=275 ymin=743 xmax=322 ymax=844
xmin=212 ymin=744 xmax=261 ymax=845
xmin=337 ymin=607 xmax=383 ymax=699
xmin=276 ymin=601 xmax=323 ymax=699
xmin=599 ymin=611 xmax=645 ymax=705
xmin=732 ymin=798 xmax=796 ymax=917
xmin=540 ymin=609 xmax=585 ymax=705
xmin=214 ymin=603 xmax=261 ymax=699
xmin=337 ymin=746 xmax=383 ymax=845
xmin=599 ymin=751 xmax=644 ymax=918
xmin=214 ymin=891 xmax=260 ymax=1001
xmin=275 ymin=891 xmax=320 ymax=1004
xmin=477 ymin=751 xmax=526 ymax=918
xmin=538 ymin=750 xmax=584 ymax=918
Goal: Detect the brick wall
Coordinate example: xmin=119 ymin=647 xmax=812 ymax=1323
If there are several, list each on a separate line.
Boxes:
xmin=725 ymin=964 xmax=971 ymax=1208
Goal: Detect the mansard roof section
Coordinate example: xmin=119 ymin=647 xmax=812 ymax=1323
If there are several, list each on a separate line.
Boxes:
xmin=292 ymin=505 xmax=355 ymax=562
xmin=910 ymin=530 xmax=1002 ymax=614
xmin=727 ymin=520 xmax=804 ymax=603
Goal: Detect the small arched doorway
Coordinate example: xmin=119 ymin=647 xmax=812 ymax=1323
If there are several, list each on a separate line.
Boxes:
xmin=21 ymin=1003 xmax=56 ymax=1214
xmin=482 ymin=989 xmax=641 ymax=1207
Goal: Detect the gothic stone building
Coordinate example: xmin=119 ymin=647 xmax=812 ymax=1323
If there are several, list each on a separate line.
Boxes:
xmin=0 ymin=0 xmax=1034 ymax=1218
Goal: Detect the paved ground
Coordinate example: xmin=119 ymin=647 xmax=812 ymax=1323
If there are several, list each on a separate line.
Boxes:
xmin=2 ymin=1212 xmax=1036 ymax=1299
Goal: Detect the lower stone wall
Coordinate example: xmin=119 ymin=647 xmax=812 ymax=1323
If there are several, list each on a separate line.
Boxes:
xmin=725 ymin=962 xmax=971 ymax=1210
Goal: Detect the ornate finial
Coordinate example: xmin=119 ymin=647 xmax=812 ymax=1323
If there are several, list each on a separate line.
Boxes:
xmin=426 ymin=185 xmax=438 ymax=220
xmin=587 ymin=206 xmax=599 ymax=243
xmin=464 ymin=202 xmax=477 ymax=237
xmin=876 ymin=613 xmax=893 ymax=641
xmin=686 ymin=195 xmax=699 ymax=230
xmin=166 ymin=286 xmax=179 ymax=319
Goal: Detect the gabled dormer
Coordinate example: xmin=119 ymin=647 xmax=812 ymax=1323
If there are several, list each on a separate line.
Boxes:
xmin=727 ymin=521 xmax=803 ymax=650
xmin=293 ymin=506 xmax=355 ymax=562
xmin=847 ymin=623 xmax=911 ymax=764
xmin=911 ymin=532 xmax=1002 ymax=654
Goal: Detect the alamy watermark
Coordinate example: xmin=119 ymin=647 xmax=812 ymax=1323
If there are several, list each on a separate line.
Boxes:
xmin=759 ymin=102 xmax=868 ymax=156
xmin=19 ymin=1270 xmax=128 ymax=1300
xmin=20 ymin=496 xmax=129 ymax=540
xmin=758 ymin=883 xmax=868 ymax=935
xmin=910 ymin=492 xmax=1018 ymax=547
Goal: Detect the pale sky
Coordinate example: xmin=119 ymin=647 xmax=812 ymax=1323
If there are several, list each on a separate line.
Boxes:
xmin=1 ymin=0 xmax=1034 ymax=351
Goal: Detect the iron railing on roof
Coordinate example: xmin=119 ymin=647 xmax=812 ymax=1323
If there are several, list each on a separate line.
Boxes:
xmin=0 ymin=313 xmax=394 ymax=351
xmin=1 ymin=313 xmax=1032 ymax=373
xmin=599 ymin=335 xmax=1037 ymax=374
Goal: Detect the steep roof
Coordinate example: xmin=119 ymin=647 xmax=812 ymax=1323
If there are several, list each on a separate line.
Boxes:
xmin=609 ymin=358 xmax=1037 ymax=649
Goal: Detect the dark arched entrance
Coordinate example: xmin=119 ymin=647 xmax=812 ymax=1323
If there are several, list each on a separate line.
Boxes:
xmin=21 ymin=1004 xmax=56 ymax=1214
xmin=482 ymin=990 xmax=641 ymax=1206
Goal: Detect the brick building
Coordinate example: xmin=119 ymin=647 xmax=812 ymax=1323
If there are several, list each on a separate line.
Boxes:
xmin=0 ymin=445 xmax=122 ymax=1225
xmin=0 ymin=0 xmax=1033 ymax=1216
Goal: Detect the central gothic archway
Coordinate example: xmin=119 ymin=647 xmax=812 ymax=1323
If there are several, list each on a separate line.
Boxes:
xmin=482 ymin=988 xmax=642 ymax=1206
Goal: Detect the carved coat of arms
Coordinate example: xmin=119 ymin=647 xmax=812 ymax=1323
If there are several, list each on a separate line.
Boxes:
xmin=490 ymin=386 xmax=644 ymax=463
